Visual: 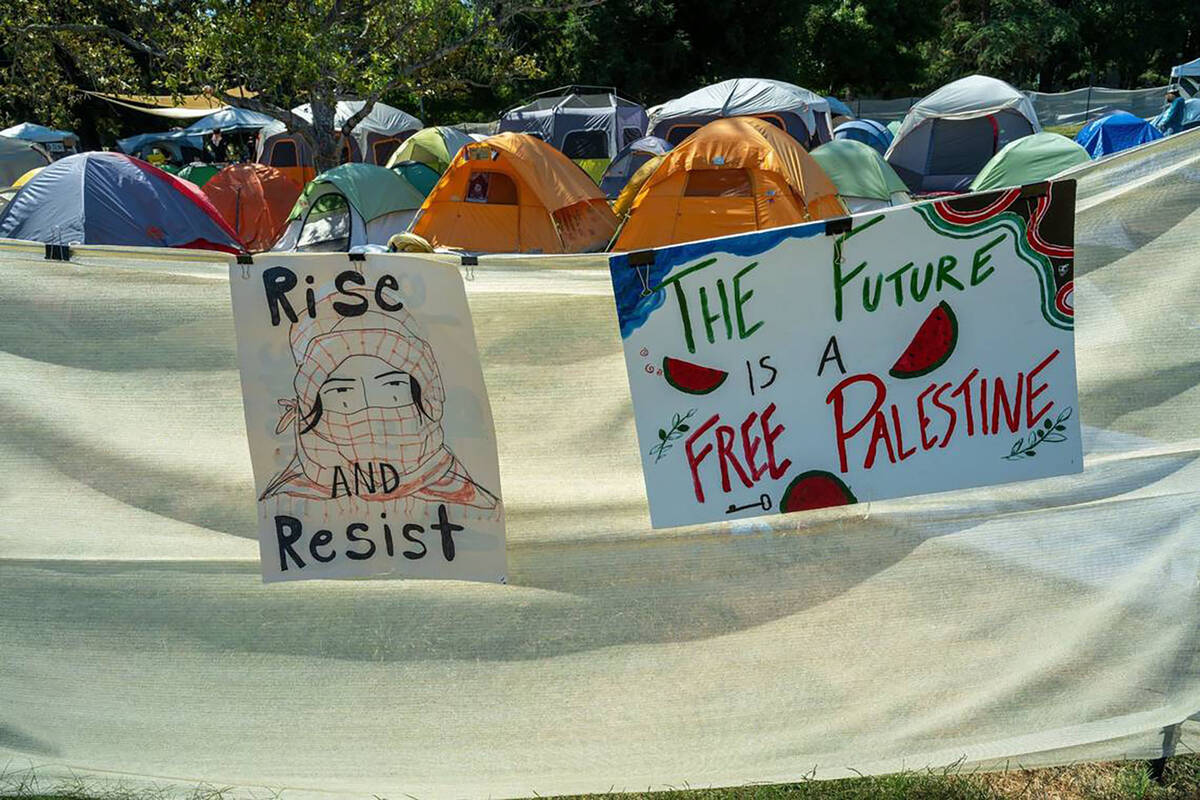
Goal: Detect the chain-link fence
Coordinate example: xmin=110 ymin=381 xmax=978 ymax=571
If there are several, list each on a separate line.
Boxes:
xmin=850 ymin=86 xmax=1169 ymax=126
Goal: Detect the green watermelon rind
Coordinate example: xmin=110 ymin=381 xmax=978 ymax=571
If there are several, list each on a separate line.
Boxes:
xmin=779 ymin=469 xmax=858 ymax=513
xmin=662 ymin=356 xmax=728 ymax=395
xmin=888 ymin=300 xmax=959 ymax=380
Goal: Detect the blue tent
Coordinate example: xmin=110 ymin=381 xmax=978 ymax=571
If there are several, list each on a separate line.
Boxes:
xmin=825 ymin=97 xmax=854 ymax=118
xmin=0 ymin=152 xmax=242 ymax=252
xmin=1075 ymin=112 xmax=1163 ymax=158
xmin=185 ymin=107 xmax=278 ymax=134
xmin=599 ymin=135 xmax=671 ymax=199
xmin=833 ymin=119 xmax=893 ymax=154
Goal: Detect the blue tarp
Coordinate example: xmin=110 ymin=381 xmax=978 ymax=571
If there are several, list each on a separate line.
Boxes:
xmin=833 ymin=119 xmax=893 ymax=154
xmin=1075 ymin=111 xmax=1164 ymax=158
xmin=825 ymin=97 xmax=854 ymax=118
xmin=0 ymin=152 xmax=242 ymax=251
xmin=185 ymin=107 xmax=278 ymax=134
xmin=116 ymin=130 xmax=204 ymax=155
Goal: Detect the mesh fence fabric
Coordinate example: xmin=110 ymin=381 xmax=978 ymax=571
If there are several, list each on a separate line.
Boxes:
xmin=852 ymin=86 xmax=1168 ymax=125
xmin=3 ymin=131 xmax=1200 ymax=798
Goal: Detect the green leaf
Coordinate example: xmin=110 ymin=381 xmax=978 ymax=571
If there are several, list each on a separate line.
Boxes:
xmin=1044 ymin=433 xmax=1067 ymax=442
xmin=1026 ymin=449 xmax=1036 ymax=456
xmin=1010 ymin=439 xmax=1022 ymax=455
xmin=658 ymin=428 xmax=667 ymax=441
xmin=1044 ymin=419 xmax=1053 ymax=429
xmin=1054 ymin=424 xmax=1065 ymax=431
xmin=678 ymin=424 xmax=689 ymax=432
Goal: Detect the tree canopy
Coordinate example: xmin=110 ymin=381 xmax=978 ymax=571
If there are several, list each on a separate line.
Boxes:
xmin=0 ymin=0 xmax=1196 ymax=149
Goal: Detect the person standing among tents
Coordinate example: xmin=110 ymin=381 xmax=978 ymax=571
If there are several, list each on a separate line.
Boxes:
xmin=1158 ymin=90 xmax=1188 ymax=135
xmin=204 ymin=129 xmax=232 ymax=163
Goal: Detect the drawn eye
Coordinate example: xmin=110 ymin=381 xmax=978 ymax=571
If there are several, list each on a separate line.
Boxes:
xmin=325 ymin=386 xmax=354 ymax=394
xmin=383 ymin=380 xmax=406 ymax=387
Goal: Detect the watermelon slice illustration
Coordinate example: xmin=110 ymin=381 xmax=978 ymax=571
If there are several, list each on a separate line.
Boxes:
xmin=662 ymin=356 xmax=728 ymax=395
xmin=779 ymin=470 xmax=857 ymax=513
xmin=889 ymin=300 xmax=959 ymax=379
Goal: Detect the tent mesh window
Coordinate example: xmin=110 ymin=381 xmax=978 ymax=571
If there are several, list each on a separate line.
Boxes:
xmin=666 ymin=124 xmax=701 ymax=146
xmin=371 ymin=137 xmax=402 ymax=165
xmin=622 ymin=128 xmax=643 ymax=147
xmin=753 ymin=114 xmax=788 ymax=132
xmin=270 ymin=140 xmax=298 ymax=168
xmin=684 ymin=169 xmax=753 ymax=197
xmin=468 ymin=171 xmax=519 ymax=204
xmin=563 ymin=130 xmax=609 ymax=160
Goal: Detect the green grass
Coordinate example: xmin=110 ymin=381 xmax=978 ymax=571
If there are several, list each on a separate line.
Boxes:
xmin=3 ymin=755 xmax=1200 ymax=800
xmin=1045 ymin=122 xmax=1086 ymax=138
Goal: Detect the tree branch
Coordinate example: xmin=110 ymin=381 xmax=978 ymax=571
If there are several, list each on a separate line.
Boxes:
xmin=15 ymin=23 xmax=168 ymax=60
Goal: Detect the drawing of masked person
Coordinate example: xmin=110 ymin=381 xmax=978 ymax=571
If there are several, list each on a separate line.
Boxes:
xmin=260 ymin=284 xmax=498 ymax=511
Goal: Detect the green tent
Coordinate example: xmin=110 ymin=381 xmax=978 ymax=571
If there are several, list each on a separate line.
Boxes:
xmin=385 ymin=126 xmax=474 ymax=174
xmin=276 ymin=163 xmax=426 ymax=251
xmin=810 ymin=139 xmax=911 ymax=213
xmin=177 ymin=162 xmax=219 ymax=187
xmin=969 ymin=132 xmax=1091 ymax=192
xmin=391 ymin=160 xmax=440 ymax=197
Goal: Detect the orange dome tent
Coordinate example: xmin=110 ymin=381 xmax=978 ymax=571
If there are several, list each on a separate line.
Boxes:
xmin=612 ymin=117 xmax=847 ymax=251
xmin=202 ymin=163 xmax=301 ymax=252
xmin=410 ymin=133 xmax=617 ymax=254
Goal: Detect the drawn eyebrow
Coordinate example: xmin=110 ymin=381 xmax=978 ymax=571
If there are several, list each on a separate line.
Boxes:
xmin=374 ymin=370 xmax=408 ymax=380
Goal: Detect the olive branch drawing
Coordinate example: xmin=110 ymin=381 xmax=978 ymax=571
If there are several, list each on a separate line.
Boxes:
xmin=1003 ymin=406 xmax=1073 ymax=460
xmin=650 ymin=409 xmax=696 ymax=464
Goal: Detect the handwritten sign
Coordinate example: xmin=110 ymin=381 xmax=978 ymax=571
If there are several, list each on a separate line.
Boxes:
xmin=609 ymin=182 xmax=1081 ymax=528
xmin=230 ymin=254 xmax=505 ymax=582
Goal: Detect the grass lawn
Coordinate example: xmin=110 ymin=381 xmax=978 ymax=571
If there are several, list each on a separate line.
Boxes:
xmin=3 ymin=755 xmax=1200 ymax=800
xmin=1045 ymin=122 xmax=1086 ymax=138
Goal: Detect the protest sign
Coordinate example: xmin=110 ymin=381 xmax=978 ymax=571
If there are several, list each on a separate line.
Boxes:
xmin=609 ymin=182 xmax=1081 ymax=529
xmin=230 ymin=254 xmax=505 ymax=582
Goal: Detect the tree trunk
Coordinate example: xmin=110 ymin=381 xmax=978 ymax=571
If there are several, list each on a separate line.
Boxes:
xmin=308 ymin=92 xmax=341 ymax=174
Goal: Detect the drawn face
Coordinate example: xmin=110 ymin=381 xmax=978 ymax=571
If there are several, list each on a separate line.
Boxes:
xmin=319 ymin=354 xmax=414 ymax=413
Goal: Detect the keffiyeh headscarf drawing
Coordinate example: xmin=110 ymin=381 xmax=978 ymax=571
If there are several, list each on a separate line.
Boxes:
xmin=260 ymin=284 xmax=498 ymax=511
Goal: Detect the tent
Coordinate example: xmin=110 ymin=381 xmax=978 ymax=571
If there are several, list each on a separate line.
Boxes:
xmin=410 ymin=133 xmax=618 ymax=254
xmin=825 ymin=97 xmax=854 ymax=119
xmin=1170 ymin=57 xmax=1200 ymax=97
xmin=613 ymin=117 xmax=846 ymax=252
xmin=0 ymin=122 xmax=79 ymax=158
xmin=385 ymin=126 xmax=474 ymax=174
xmin=177 ymin=162 xmax=220 ymax=187
xmin=272 ymin=163 xmax=426 ymax=252
xmin=202 ymin=163 xmax=301 ymax=252
xmin=648 ymin=78 xmax=833 ymax=149
xmin=885 ymin=74 xmax=1040 ymax=193
xmin=0 ymin=136 xmax=50 ymax=187
xmin=599 ymin=136 xmax=672 ymax=199
xmin=390 ymin=161 xmax=440 ymax=198
xmin=12 ymin=167 xmax=42 ymax=188
xmin=810 ymin=139 xmax=911 ymax=213
xmin=498 ymin=86 xmax=648 ymax=179
xmin=1075 ymin=112 xmax=1164 ymax=158
xmin=969 ymin=132 xmax=1091 ymax=191
xmin=833 ymin=119 xmax=893 ymax=154
xmin=115 ymin=130 xmax=205 ymax=166
xmin=886 ymin=120 xmax=901 ymax=136
xmin=183 ymin=107 xmax=278 ymax=135
xmin=257 ymin=100 xmax=422 ymax=180
xmin=0 ymin=152 xmax=241 ymax=252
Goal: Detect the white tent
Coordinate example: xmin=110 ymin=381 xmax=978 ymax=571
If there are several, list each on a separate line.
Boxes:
xmin=259 ymin=100 xmax=423 ymax=167
xmin=1171 ymin=57 xmax=1200 ymax=97
xmin=0 ymin=136 xmax=50 ymax=186
xmin=648 ymin=78 xmax=833 ymax=148
xmin=0 ymin=123 xmax=79 ymax=159
xmin=885 ymin=74 xmax=1040 ymax=193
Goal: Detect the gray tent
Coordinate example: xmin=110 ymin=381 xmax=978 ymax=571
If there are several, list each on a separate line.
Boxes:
xmin=257 ymin=100 xmax=423 ymax=168
xmin=497 ymin=86 xmax=648 ymax=161
xmin=648 ymin=78 xmax=833 ymax=148
xmin=885 ymin=74 xmax=1040 ymax=194
xmin=0 ymin=136 xmax=51 ymax=186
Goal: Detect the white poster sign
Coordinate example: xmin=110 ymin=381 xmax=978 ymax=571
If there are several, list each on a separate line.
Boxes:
xmin=230 ymin=254 xmax=505 ymax=582
xmin=609 ymin=182 xmax=1081 ymax=529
